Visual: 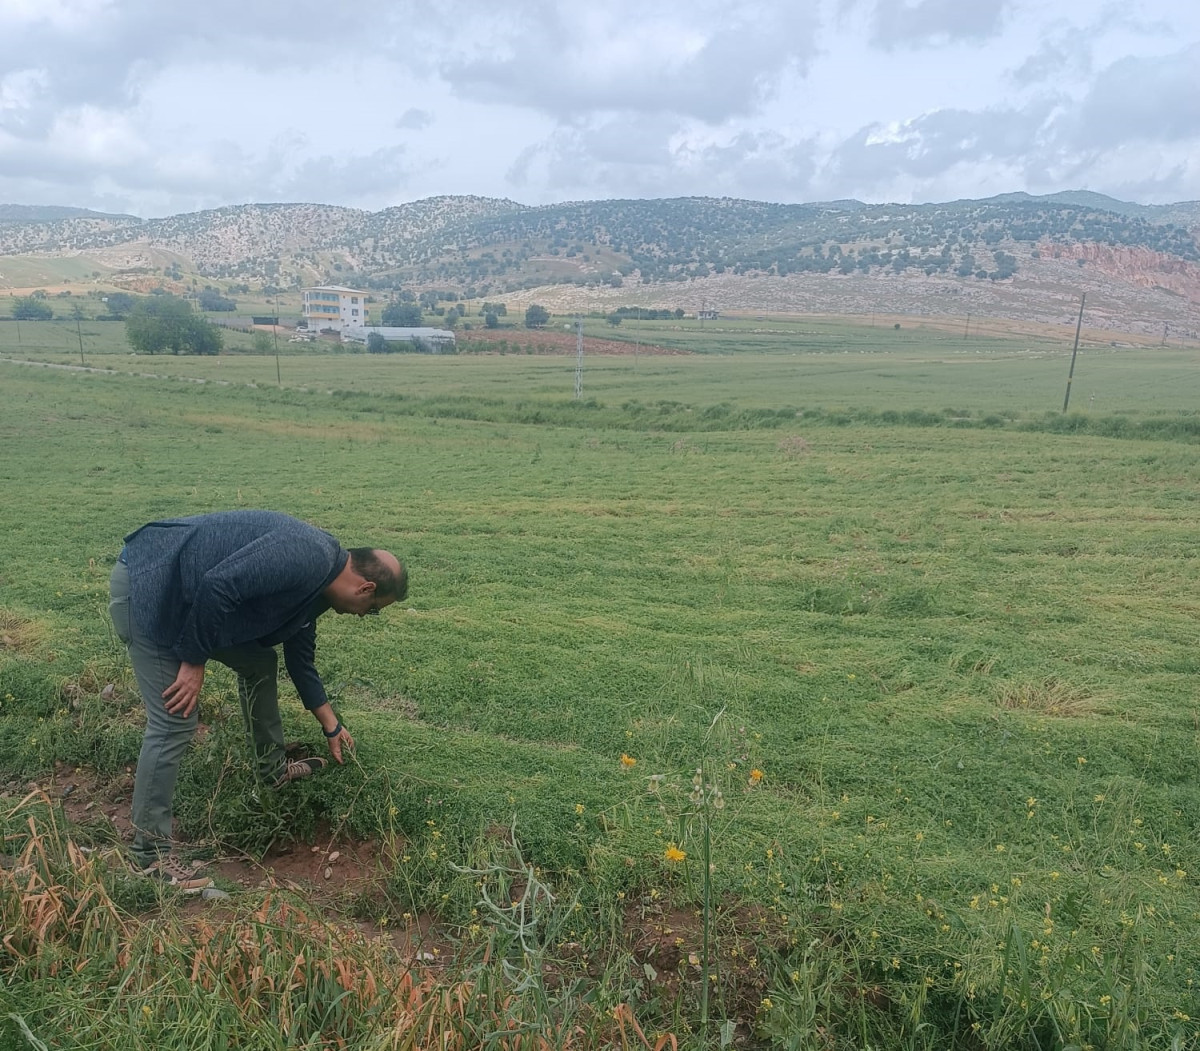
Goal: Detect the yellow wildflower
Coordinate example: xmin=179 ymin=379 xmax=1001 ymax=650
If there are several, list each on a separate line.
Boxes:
xmin=620 ymin=754 xmax=637 ymax=768
xmin=664 ymin=844 xmax=686 ymax=863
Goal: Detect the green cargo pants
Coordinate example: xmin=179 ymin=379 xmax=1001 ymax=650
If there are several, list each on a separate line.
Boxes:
xmin=109 ymin=559 xmax=289 ymax=867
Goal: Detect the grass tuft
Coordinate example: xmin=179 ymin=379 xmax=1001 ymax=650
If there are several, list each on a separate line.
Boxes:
xmin=993 ymin=677 xmax=1100 ymax=717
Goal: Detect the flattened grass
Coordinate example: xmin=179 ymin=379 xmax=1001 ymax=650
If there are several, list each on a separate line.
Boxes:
xmin=2 ymin=346 xmax=1199 ymax=1047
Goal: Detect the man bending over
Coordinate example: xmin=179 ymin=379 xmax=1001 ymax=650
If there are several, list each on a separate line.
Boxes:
xmin=108 ymin=510 xmax=407 ymax=890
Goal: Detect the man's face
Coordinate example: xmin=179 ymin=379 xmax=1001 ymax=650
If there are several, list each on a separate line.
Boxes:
xmin=330 ymin=586 xmax=397 ymax=617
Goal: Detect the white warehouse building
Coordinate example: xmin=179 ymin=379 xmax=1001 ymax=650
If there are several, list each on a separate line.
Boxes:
xmin=342 ymin=325 xmax=457 ymax=351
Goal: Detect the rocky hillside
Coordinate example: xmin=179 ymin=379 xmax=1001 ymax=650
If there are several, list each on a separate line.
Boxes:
xmin=2 ymin=191 xmax=1198 ymax=334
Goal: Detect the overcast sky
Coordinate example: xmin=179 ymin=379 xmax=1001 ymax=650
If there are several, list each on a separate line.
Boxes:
xmin=1 ymin=0 xmax=1198 ymax=217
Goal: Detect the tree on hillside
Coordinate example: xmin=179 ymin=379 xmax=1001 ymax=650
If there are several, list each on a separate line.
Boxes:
xmin=198 ymin=289 xmax=237 ymax=311
xmin=126 ymin=296 xmax=223 ymax=355
xmin=524 ymin=304 xmax=549 ymax=328
xmin=381 ymin=301 xmax=423 ymax=327
xmin=484 ymin=311 xmax=499 ymax=329
xmin=12 ymin=296 xmax=53 ymax=320
xmin=103 ymin=292 xmax=136 ymax=319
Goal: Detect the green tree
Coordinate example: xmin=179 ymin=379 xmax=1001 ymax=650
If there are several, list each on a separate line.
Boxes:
xmin=381 ymin=302 xmax=423 ymax=327
xmin=484 ymin=311 xmax=499 ymax=329
xmin=125 ymin=296 xmax=223 ymax=355
xmin=524 ymin=304 xmax=549 ymax=329
xmin=367 ymin=332 xmax=393 ymax=354
xmin=12 ymin=296 xmax=53 ymax=320
xmin=253 ymin=332 xmax=274 ymax=354
xmin=198 ymin=289 xmax=237 ymax=311
xmin=103 ymin=293 xmax=136 ymax=319
xmin=606 ymin=313 xmax=622 ymax=326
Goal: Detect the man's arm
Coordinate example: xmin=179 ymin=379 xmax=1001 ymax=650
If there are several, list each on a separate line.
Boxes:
xmin=282 ymin=622 xmax=355 ymax=764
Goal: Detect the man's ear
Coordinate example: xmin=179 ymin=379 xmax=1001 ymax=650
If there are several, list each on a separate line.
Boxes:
xmin=358 ymin=579 xmax=377 ymax=596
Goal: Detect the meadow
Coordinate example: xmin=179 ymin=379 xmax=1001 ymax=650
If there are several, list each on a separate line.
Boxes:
xmin=1 ymin=324 xmax=1199 ymax=1049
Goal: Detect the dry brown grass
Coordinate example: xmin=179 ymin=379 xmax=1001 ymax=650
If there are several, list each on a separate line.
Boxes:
xmin=993 ymin=677 xmax=1101 ymax=717
xmin=776 ymin=435 xmax=811 ymax=459
xmin=0 ymin=793 xmax=675 ymax=1050
xmin=0 ymin=608 xmax=50 ymax=655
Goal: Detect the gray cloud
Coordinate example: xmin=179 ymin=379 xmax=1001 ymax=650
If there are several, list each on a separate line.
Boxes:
xmin=1071 ymin=44 xmax=1200 ymax=148
xmin=853 ymin=0 xmax=1010 ymax=48
xmin=824 ymin=102 xmax=1055 ymax=191
xmin=0 ymin=1 xmax=425 ymax=137
xmin=509 ymin=118 xmax=816 ymax=201
xmin=1010 ymin=41 xmax=1079 ymax=86
xmin=0 ymin=117 xmax=410 ymax=215
xmin=395 ymin=108 xmax=433 ymax=130
xmin=1006 ymin=5 xmax=1145 ymax=87
xmin=276 ymin=146 xmax=414 ymax=202
xmin=444 ymin=3 xmax=818 ymax=123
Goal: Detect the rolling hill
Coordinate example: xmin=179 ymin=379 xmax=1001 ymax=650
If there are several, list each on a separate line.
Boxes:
xmin=2 ymin=192 xmax=1198 ymax=337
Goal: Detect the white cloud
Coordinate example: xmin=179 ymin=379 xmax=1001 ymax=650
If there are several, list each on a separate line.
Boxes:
xmin=0 ymin=0 xmax=1198 ymax=213
xmin=443 ymin=3 xmax=819 ymax=122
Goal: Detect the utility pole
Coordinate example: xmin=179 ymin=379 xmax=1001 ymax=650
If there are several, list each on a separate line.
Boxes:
xmin=1161 ymin=322 xmax=1168 ymax=347
xmin=75 ymin=311 xmax=85 ymax=366
xmin=273 ymin=290 xmax=282 ymax=386
xmin=1062 ymin=293 xmax=1086 ymax=413
xmin=633 ymin=306 xmax=640 ymax=367
xmin=964 ymin=313 xmax=970 ymax=340
xmin=574 ymin=316 xmax=584 ymax=400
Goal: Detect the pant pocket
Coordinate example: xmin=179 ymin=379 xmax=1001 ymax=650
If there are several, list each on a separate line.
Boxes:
xmin=109 ymin=563 xmax=132 ymax=644
xmin=109 ymin=594 xmax=131 ymax=643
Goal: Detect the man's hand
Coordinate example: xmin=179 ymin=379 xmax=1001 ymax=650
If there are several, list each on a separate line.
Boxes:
xmin=163 ymin=661 xmax=205 ymax=717
xmin=326 ymin=723 xmax=355 ymax=764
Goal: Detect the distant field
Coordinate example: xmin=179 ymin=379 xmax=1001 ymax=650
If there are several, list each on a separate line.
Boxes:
xmin=2 ymin=330 xmax=1199 ymax=1047
xmin=0 ymin=254 xmax=115 ymax=289
xmin=4 ymin=316 xmax=1199 ymax=419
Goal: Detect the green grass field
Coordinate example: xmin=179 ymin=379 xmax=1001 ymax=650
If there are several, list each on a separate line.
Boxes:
xmin=1 ymin=333 xmax=1199 ymax=1049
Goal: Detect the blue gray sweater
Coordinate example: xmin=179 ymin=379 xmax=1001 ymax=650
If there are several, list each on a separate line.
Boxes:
xmin=123 ymin=511 xmax=348 ymax=710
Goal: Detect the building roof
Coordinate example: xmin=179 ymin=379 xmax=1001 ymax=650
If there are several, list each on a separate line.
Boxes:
xmin=302 ymin=285 xmax=370 ymax=295
xmin=344 ymin=325 xmax=456 ymax=342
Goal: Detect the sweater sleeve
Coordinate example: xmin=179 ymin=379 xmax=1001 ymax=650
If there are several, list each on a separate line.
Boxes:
xmin=172 ymin=529 xmax=332 ymax=664
xmin=282 ymin=620 xmax=329 ymax=711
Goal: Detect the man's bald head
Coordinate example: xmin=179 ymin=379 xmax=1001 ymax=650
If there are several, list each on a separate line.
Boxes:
xmin=348 ymin=548 xmax=408 ymax=601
